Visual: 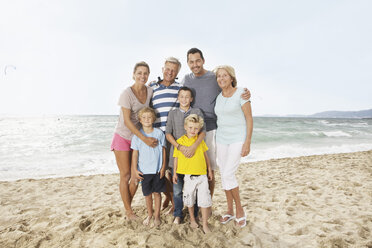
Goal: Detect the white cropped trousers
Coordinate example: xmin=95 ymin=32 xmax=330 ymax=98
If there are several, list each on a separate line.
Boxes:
xmin=216 ymin=142 xmax=243 ymax=190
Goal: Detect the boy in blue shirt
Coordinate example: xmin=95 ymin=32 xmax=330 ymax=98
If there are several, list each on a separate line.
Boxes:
xmin=131 ymin=107 xmax=166 ymax=227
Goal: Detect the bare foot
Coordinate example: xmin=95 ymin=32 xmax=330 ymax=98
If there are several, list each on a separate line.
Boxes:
xmin=173 ymin=217 xmax=181 ymax=224
xmin=161 ymin=199 xmax=169 ymax=211
xmin=203 ymin=224 xmax=211 ymax=234
xmin=164 ymin=206 xmax=174 ymax=215
xmin=126 ymin=213 xmax=139 ymax=221
xmin=198 ymin=211 xmax=212 ymax=221
xmin=143 ymin=216 xmax=153 ymax=226
xmin=154 ymin=217 xmax=161 ymax=227
xmin=190 ymin=221 xmax=199 ymax=229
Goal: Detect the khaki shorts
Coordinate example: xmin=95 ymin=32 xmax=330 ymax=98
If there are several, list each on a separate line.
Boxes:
xmin=183 ymin=174 xmax=212 ymax=208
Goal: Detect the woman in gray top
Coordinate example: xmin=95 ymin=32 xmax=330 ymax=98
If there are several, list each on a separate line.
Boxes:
xmin=111 ymin=61 xmax=158 ymax=220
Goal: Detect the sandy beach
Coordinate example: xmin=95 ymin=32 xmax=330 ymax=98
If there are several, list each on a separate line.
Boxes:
xmin=1 ymin=150 xmax=371 ymax=248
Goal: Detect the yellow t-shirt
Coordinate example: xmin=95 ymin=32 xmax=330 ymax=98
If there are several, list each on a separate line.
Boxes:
xmin=173 ymin=135 xmax=208 ymax=175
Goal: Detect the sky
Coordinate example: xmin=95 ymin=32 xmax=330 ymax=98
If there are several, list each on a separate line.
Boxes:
xmin=0 ymin=0 xmax=371 ymax=116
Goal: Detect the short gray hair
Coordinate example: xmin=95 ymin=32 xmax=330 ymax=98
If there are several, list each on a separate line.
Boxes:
xmin=165 ymin=57 xmax=181 ymax=72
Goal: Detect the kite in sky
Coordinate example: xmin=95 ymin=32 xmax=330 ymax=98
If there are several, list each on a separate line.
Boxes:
xmin=4 ymin=65 xmax=16 ymax=75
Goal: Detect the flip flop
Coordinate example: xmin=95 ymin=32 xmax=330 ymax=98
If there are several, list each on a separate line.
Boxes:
xmin=235 ymin=215 xmax=247 ymax=228
xmin=220 ymin=214 xmax=235 ymax=224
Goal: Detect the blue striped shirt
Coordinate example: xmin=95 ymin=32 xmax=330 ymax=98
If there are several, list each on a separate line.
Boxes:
xmin=150 ymin=81 xmax=182 ymax=131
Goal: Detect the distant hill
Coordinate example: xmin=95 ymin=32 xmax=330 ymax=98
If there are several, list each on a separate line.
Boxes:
xmin=256 ymin=108 xmax=372 ymax=118
xmin=310 ymin=108 xmax=372 ymax=118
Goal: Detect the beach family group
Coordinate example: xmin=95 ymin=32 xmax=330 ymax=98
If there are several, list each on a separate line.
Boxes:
xmin=110 ymin=48 xmax=253 ymax=234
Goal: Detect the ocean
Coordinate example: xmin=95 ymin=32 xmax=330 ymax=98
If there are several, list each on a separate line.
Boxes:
xmin=0 ymin=116 xmax=371 ymax=181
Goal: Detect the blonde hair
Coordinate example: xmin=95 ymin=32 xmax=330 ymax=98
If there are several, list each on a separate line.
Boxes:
xmin=214 ymin=65 xmax=237 ymax=87
xmin=138 ymin=107 xmax=156 ymax=122
xmin=165 ymin=57 xmax=182 ymax=72
xmin=133 ymin=61 xmax=150 ymax=74
xmin=184 ymin=114 xmax=204 ymax=128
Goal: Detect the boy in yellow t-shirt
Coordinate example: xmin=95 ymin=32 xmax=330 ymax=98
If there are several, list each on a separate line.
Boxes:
xmin=172 ymin=114 xmax=213 ymax=233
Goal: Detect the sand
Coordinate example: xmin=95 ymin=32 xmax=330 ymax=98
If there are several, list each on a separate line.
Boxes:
xmin=1 ymin=150 xmax=371 ymax=248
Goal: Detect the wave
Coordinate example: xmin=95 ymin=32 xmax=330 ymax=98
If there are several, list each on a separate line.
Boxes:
xmin=253 ymin=130 xmax=361 ymax=142
xmin=322 ymin=131 xmax=352 ymax=137
xmin=0 ymin=154 xmax=117 ymax=182
xmin=316 ymin=119 xmax=369 ymax=128
xmin=1 ymin=116 xmax=372 ymax=181
xmin=241 ymin=143 xmax=372 ymax=163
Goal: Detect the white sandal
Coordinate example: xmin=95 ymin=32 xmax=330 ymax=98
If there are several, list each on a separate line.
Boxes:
xmin=235 ymin=215 xmax=247 ymax=228
xmin=220 ymin=214 xmax=235 ymax=224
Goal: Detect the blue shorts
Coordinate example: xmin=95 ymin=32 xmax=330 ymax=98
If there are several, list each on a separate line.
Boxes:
xmin=141 ymin=173 xmax=166 ymax=196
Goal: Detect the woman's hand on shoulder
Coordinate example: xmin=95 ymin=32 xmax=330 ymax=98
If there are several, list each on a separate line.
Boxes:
xmin=147 ymin=80 xmax=156 ymax=87
xmin=144 ymin=137 xmax=158 ymax=148
xmin=241 ymin=142 xmax=251 ymax=157
xmin=241 ymin=88 xmax=251 ymax=100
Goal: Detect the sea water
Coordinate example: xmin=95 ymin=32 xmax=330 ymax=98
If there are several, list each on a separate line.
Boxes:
xmin=0 ymin=116 xmax=371 ymax=181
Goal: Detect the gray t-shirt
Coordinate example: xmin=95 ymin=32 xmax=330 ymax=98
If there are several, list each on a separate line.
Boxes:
xmin=114 ymin=86 xmax=153 ymax=140
xmin=182 ymin=70 xmax=221 ymax=131
xmin=165 ymin=107 xmax=206 ymax=168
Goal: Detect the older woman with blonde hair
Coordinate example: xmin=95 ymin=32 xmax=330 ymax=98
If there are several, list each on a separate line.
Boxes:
xmin=214 ymin=65 xmax=253 ymax=228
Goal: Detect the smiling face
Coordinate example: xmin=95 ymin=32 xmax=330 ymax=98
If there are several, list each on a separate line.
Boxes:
xmin=162 ymin=62 xmax=179 ymax=84
xmin=216 ymin=68 xmax=233 ymax=90
xmin=139 ymin=112 xmax=154 ymax=128
xmin=187 ymin=52 xmax=205 ymax=76
xmin=184 ymin=121 xmax=201 ymax=138
xmin=178 ymin=89 xmax=193 ymax=110
xmin=133 ymin=66 xmax=149 ymax=85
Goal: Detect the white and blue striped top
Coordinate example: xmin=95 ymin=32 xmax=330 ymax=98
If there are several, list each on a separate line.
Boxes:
xmin=150 ymin=80 xmax=182 ymax=132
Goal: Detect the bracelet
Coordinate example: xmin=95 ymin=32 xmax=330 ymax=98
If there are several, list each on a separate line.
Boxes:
xmin=177 ymin=144 xmax=181 ymax=149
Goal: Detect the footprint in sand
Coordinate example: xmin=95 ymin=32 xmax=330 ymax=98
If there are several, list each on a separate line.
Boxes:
xmin=126 ymin=240 xmax=138 ymax=246
xmin=292 ymin=226 xmax=308 ymax=236
xmin=107 ymin=211 xmax=122 ymax=218
xmin=79 ymin=219 xmax=92 ymax=231
xmin=358 ymin=225 xmax=370 ymax=239
xmin=170 ymin=230 xmax=182 ymax=240
xmin=17 ymin=223 xmax=29 ymax=232
xmin=286 ymin=207 xmax=295 ymax=216
xmin=320 ymin=237 xmax=349 ymax=248
xmin=18 ymin=208 xmax=38 ymax=214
